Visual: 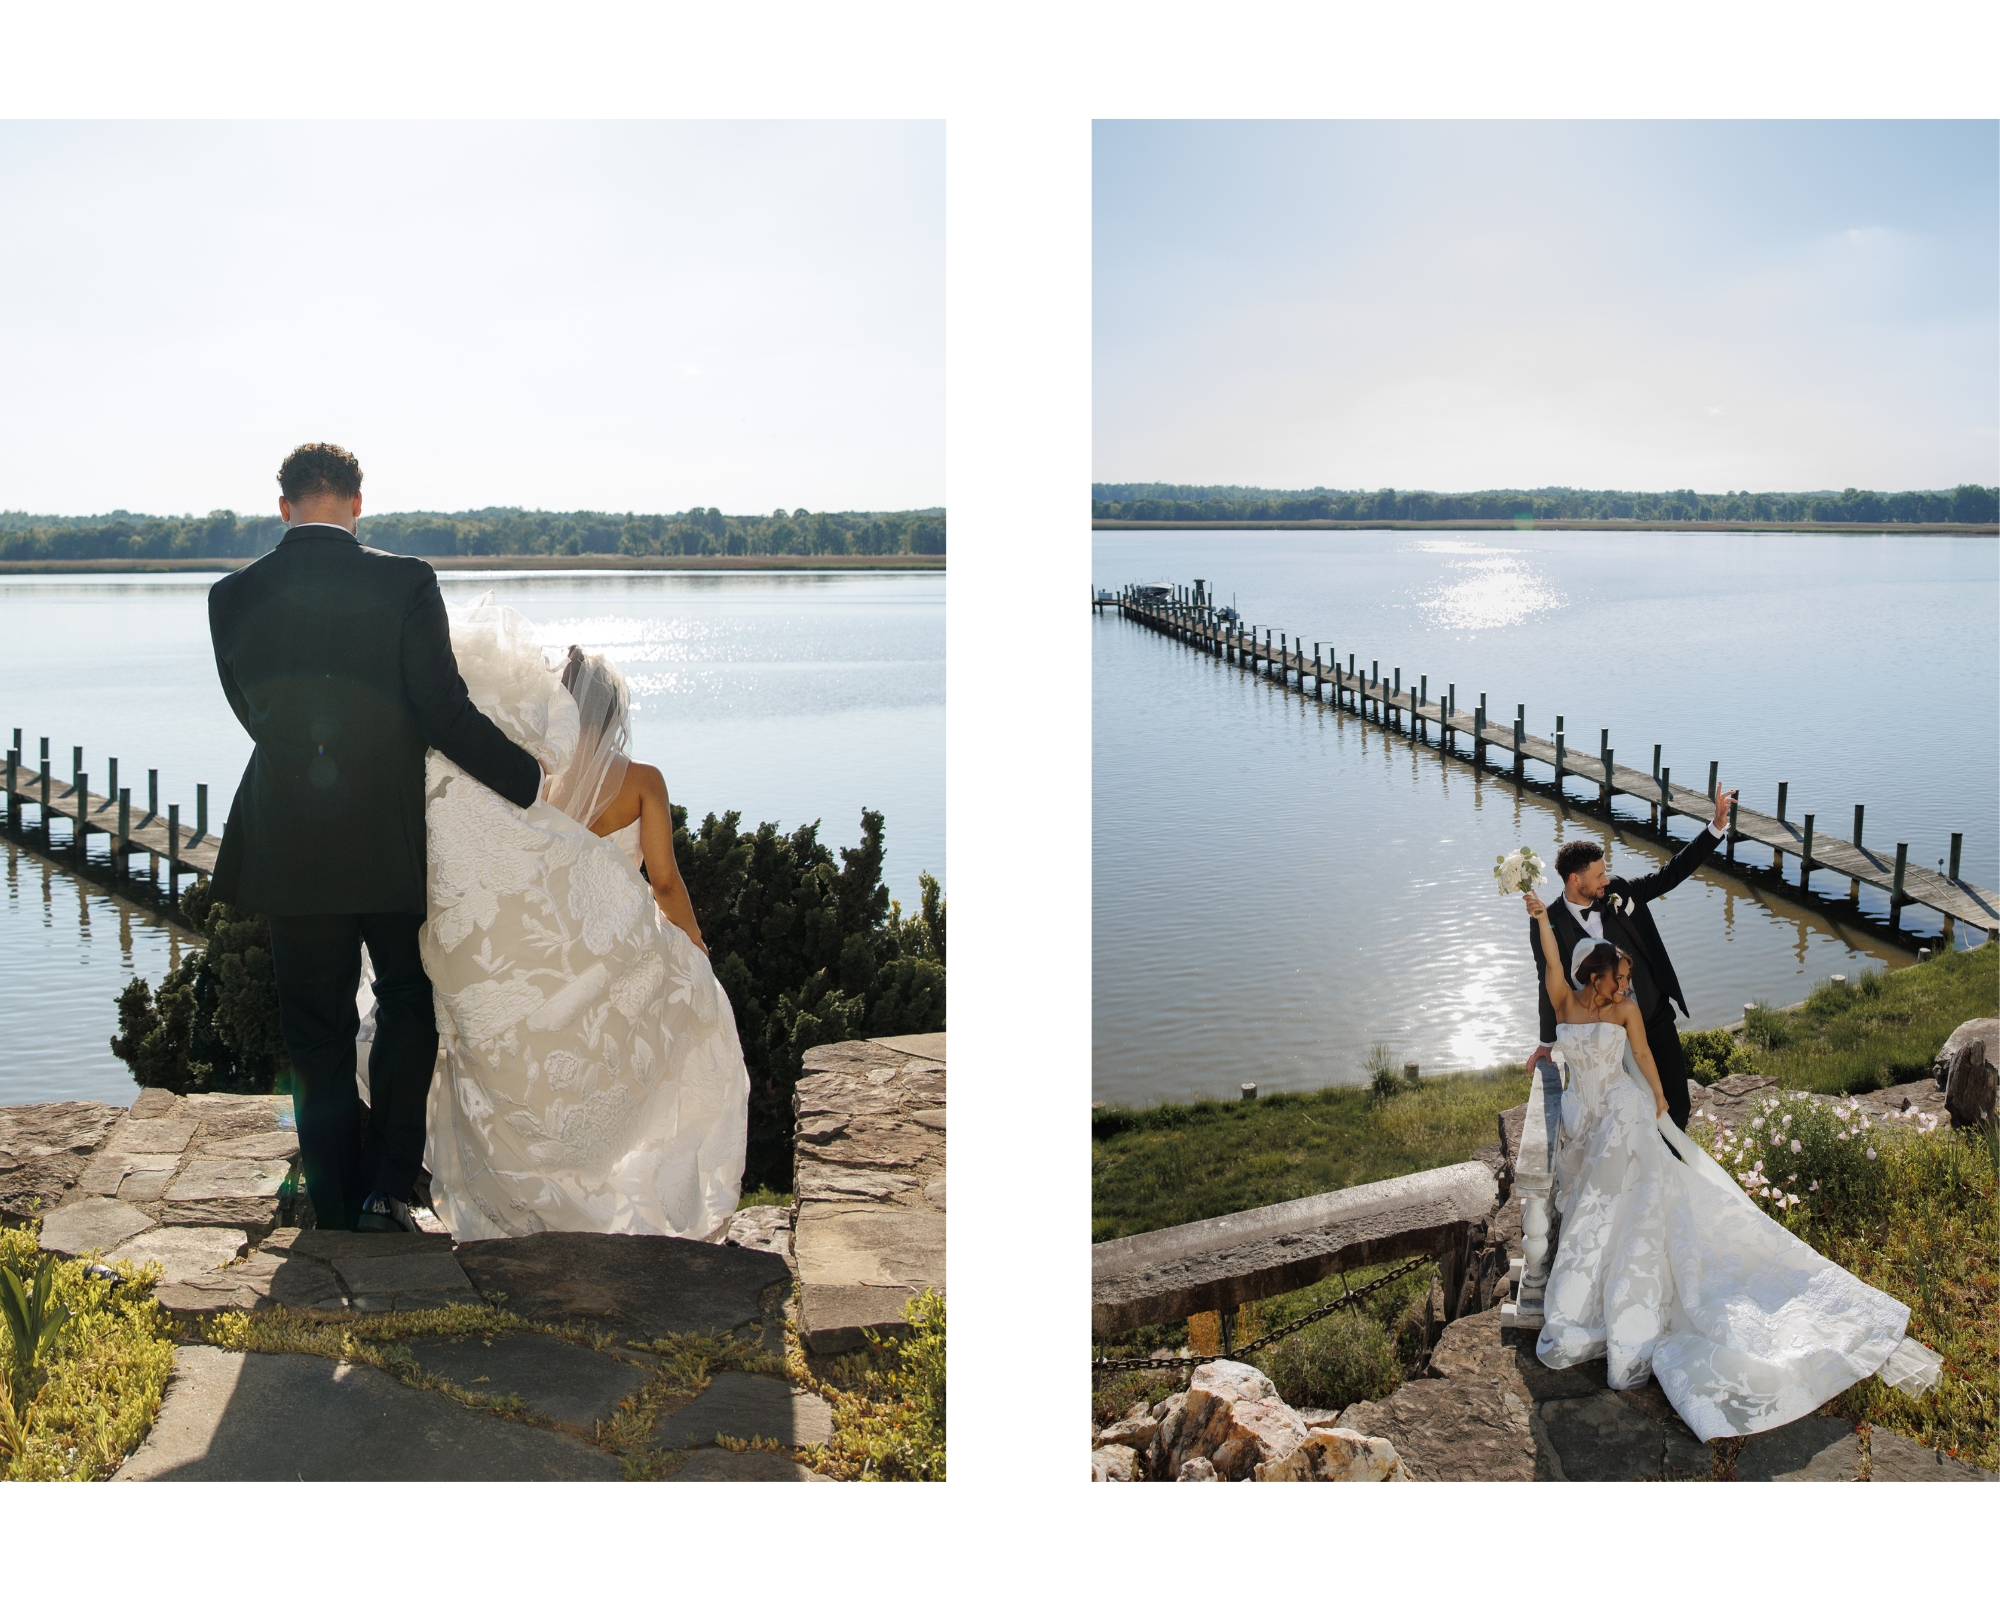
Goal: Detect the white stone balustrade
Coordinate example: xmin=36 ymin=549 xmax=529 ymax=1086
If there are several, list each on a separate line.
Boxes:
xmin=1500 ymin=1055 xmax=1565 ymax=1332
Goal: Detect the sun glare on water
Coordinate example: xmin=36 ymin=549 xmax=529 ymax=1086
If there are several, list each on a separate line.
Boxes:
xmin=1417 ymin=547 xmax=1566 ymax=633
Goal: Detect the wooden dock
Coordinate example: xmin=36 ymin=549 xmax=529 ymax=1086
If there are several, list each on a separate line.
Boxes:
xmin=3 ymin=728 xmax=217 ymax=918
xmin=1110 ymin=588 xmax=1997 ymax=938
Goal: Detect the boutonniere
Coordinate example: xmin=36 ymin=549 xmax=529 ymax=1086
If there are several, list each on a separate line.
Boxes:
xmin=1609 ymin=893 xmax=1631 ymax=916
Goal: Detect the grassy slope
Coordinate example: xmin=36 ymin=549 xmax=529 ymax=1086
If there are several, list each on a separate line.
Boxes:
xmin=1744 ymin=939 xmax=1998 ymax=1095
xmin=1092 ymin=1067 xmax=1528 ymax=1243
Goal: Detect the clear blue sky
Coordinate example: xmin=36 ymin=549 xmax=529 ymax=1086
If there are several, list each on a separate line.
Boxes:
xmin=0 ymin=122 xmax=942 ymax=517
xmin=1094 ymin=121 xmax=1999 ymax=493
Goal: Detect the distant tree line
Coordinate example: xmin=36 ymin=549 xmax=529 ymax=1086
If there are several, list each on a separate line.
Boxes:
xmin=0 ymin=505 xmax=946 ymax=562
xmin=1092 ymin=483 xmax=1999 ymax=526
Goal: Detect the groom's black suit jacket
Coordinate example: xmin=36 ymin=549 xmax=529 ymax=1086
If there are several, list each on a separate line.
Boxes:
xmin=1532 ymin=826 xmax=1721 ymax=1046
xmin=207 ymin=524 xmax=541 ymax=916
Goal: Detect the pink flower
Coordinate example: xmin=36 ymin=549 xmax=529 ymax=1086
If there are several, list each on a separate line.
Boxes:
xmin=1790 ymin=1139 xmax=1802 ymax=1153
xmin=1782 ymin=1114 xmax=1792 ymax=1126
xmin=1866 ymin=1148 xmax=1877 ymax=1160
xmin=1810 ymin=1180 xmax=1820 ymax=1192
xmin=1752 ymin=1116 xmax=1765 ymax=1129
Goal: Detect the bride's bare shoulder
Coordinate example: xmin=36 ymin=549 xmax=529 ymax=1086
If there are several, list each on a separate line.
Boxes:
xmin=627 ymin=761 xmax=669 ymax=803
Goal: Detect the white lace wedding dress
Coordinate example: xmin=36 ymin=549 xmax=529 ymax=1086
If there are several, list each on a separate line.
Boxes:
xmin=415 ymin=596 xmax=749 ymax=1241
xmin=1537 ymin=1021 xmax=1940 ymax=1441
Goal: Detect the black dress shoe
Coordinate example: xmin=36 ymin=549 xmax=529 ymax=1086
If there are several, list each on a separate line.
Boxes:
xmin=355 ymin=1191 xmax=418 ymax=1232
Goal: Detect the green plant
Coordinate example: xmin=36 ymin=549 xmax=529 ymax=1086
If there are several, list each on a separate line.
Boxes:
xmin=1742 ymin=1003 xmax=1794 ymax=1050
xmin=109 ymin=880 xmax=288 ymax=1095
xmin=678 ymin=806 xmax=945 ymax=1191
xmin=1366 ymin=1045 xmax=1401 ymax=1103
xmin=797 ymin=1289 xmax=945 ymax=1482
xmin=0 ymin=1253 xmax=71 ymax=1408
xmin=1253 ymin=1306 xmax=1404 ymax=1412
xmin=0 ymin=1226 xmax=176 ymax=1480
xmin=1682 ymin=1026 xmax=1755 ymax=1086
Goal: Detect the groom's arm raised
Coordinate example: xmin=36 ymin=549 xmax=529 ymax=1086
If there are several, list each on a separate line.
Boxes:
xmin=1624 ymin=785 xmax=1736 ymax=906
xmin=400 ymin=574 xmax=542 ymax=809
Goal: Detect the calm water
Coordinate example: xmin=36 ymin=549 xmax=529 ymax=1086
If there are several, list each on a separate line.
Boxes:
xmin=1093 ymin=529 xmax=1997 ymax=1107
xmin=1 ymin=569 xmax=943 ymax=1106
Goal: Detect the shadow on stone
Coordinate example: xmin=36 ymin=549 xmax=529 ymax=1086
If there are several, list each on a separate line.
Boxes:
xmin=116 ymin=1345 xmax=623 ymax=1481
xmin=1733 ymin=1415 xmax=1861 ymax=1481
xmin=408 ymin=1333 xmax=649 ymax=1429
xmin=671 ymin=1447 xmax=829 ymax=1482
xmin=452 ymin=1232 xmax=790 ymax=1339
xmin=652 ymin=1370 xmax=834 ymax=1451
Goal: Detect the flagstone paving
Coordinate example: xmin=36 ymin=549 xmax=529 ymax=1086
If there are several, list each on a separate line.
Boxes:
xmin=11 ymin=1028 xmax=947 ymax=1481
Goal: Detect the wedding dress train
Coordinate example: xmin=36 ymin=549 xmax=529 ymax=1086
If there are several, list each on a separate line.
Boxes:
xmin=1537 ymin=1021 xmax=1940 ymax=1441
xmin=416 ymin=596 xmax=749 ymax=1240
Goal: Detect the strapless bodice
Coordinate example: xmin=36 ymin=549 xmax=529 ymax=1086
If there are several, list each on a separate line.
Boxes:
xmin=1553 ymin=1021 xmax=1635 ymax=1117
xmin=605 ymin=817 xmax=642 ymax=874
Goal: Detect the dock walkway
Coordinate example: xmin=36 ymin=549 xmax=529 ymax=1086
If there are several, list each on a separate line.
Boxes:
xmin=1112 ymin=590 xmax=1996 ymax=937
xmin=3 ymin=730 xmax=217 ymax=911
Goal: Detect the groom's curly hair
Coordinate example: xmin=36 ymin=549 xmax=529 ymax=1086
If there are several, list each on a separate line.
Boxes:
xmin=1555 ymin=839 xmax=1604 ymax=884
xmin=278 ymin=442 xmax=363 ymax=501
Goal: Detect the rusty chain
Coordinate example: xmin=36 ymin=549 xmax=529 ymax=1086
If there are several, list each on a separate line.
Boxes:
xmin=1090 ymin=1255 xmax=1435 ymax=1374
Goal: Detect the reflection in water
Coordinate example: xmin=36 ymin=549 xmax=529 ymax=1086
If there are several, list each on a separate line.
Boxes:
xmin=1415 ymin=543 xmax=1566 ymax=632
xmin=2 ymin=839 xmax=192 ymax=1106
xmin=1093 ymin=615 xmax=1920 ymax=1108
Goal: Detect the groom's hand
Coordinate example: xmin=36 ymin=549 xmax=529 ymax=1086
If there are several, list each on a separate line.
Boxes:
xmin=1526 ymin=1042 xmax=1554 ymax=1072
xmin=1711 ymin=785 xmax=1737 ymax=833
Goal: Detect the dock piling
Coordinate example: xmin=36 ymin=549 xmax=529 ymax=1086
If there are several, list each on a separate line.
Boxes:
xmin=1801 ymin=814 xmax=1815 ymax=890
xmin=1514 ymin=706 xmax=1525 ymax=780
xmin=1727 ymin=798 xmax=1739 ymax=861
xmin=118 ymin=788 xmax=131 ymax=877
xmin=103 ymin=756 xmax=117 ymax=814
xmin=168 ymin=804 xmax=180 ymax=904
xmin=195 ymin=783 xmax=208 ymax=846
xmin=1890 ymin=843 xmax=1909 ymax=930
xmin=74 ymin=771 xmax=88 ymax=860
xmin=144 ymin=768 xmax=158 ymax=827
xmin=1707 ymin=760 xmax=1718 ymax=801
xmin=1850 ymin=804 xmax=1865 ymax=899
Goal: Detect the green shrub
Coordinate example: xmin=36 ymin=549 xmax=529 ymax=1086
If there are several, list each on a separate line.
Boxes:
xmin=677 ymin=806 xmax=945 ymax=1192
xmin=1742 ymin=1003 xmax=1794 ymax=1050
xmin=1691 ymin=1089 xmax=1919 ymax=1230
xmin=109 ymin=880 xmax=287 ymax=1095
xmin=1682 ymin=1026 xmax=1755 ymax=1086
xmin=1253 ymin=1310 xmax=1404 ymax=1412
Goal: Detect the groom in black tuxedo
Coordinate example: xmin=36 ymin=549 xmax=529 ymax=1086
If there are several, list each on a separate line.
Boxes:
xmin=1527 ymin=781 xmax=1738 ymax=1130
xmin=208 ymin=443 xmax=542 ymax=1231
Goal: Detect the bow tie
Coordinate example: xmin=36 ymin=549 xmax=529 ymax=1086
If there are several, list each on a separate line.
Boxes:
xmin=1570 ymin=899 xmax=1602 ymax=918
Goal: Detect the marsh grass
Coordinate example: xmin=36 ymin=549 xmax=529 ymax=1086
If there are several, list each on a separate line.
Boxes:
xmin=1092 ymin=1067 xmax=1527 ymax=1242
xmin=0 ymin=1226 xmax=176 ymax=1481
xmin=1737 ymin=940 xmax=1997 ymax=1096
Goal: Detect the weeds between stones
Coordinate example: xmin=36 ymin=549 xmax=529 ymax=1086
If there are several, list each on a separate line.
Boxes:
xmin=0 ymin=1224 xmax=177 ymax=1481
xmin=593 ymin=1328 xmax=786 ymax=1481
xmin=788 ymin=1288 xmax=945 ymax=1482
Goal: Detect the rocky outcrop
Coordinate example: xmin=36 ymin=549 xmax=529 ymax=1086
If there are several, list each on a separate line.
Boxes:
xmin=1163 ymin=1361 xmax=1308 ymax=1480
xmin=1091 ymin=1444 xmax=1138 ymax=1482
xmin=1256 ymin=1427 xmax=1412 ymax=1481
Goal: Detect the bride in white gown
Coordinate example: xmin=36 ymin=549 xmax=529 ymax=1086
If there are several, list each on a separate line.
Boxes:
xmin=1522 ymin=890 xmax=1939 ymax=1442
xmin=415 ymin=595 xmax=749 ymax=1240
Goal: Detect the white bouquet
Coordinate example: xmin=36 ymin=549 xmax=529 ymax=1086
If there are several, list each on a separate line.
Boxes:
xmin=1493 ymin=845 xmax=1548 ymax=897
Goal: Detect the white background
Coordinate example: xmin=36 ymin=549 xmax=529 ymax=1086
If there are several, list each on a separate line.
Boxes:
xmin=4 ymin=0 xmax=1995 ymax=1586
